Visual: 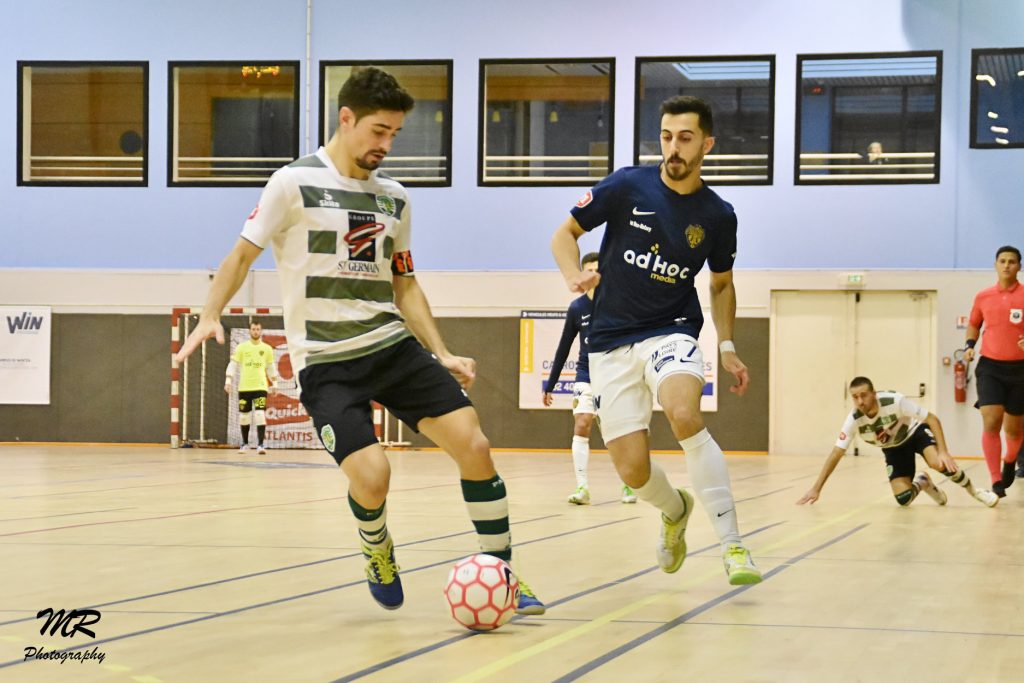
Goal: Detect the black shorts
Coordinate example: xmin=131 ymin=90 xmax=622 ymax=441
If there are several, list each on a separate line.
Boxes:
xmin=882 ymin=425 xmax=937 ymax=481
xmin=238 ymin=391 xmax=268 ymax=413
xmin=974 ymin=356 xmax=1024 ymax=415
xmin=298 ymin=336 xmax=473 ymax=464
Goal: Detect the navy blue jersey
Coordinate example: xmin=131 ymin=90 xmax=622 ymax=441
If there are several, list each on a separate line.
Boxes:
xmin=570 ymin=166 xmax=737 ymax=352
xmin=544 ymin=295 xmax=593 ymax=393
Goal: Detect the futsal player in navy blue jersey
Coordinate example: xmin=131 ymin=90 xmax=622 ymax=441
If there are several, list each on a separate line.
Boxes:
xmin=551 ymin=95 xmax=761 ymax=585
xmin=543 ymin=252 xmax=637 ymax=505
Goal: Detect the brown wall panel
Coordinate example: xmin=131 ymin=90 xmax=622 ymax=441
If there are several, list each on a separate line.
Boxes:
xmin=0 ymin=315 xmax=769 ymax=451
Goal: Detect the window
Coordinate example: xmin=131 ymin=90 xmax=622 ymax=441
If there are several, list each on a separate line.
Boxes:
xmin=971 ymin=48 xmax=1024 ymax=148
xmin=321 ymin=61 xmax=453 ymax=187
xmin=796 ymin=52 xmax=941 ymax=184
xmin=17 ymin=61 xmax=147 ymax=186
xmin=635 ymin=56 xmax=775 ymax=185
xmin=479 ymin=59 xmax=614 ymax=186
xmin=169 ymin=61 xmax=299 ymax=186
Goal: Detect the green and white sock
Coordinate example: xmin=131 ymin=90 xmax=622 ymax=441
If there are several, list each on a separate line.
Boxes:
xmin=348 ymin=494 xmax=390 ymax=552
xmin=461 ymin=474 xmax=512 ymax=562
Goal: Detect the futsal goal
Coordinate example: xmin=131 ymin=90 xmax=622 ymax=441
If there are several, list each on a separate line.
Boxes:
xmin=170 ymin=307 xmax=410 ymax=449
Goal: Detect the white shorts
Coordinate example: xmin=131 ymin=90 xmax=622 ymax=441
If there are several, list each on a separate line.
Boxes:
xmin=572 ymin=381 xmax=596 ymax=416
xmin=589 ymin=333 xmax=705 ymax=443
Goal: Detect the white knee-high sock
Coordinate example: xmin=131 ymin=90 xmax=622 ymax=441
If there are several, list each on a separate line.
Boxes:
xmin=634 ymin=462 xmax=685 ymax=521
xmin=572 ymin=435 xmax=590 ymax=488
xmin=680 ymin=429 xmax=741 ymax=550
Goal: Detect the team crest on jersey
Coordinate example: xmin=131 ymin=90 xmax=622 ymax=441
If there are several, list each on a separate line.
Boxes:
xmin=375 ymin=194 xmax=397 ymax=216
xmin=345 ymin=212 xmax=386 ymax=262
xmin=684 ymin=224 xmax=705 ymax=249
xmin=576 ymin=190 xmax=593 ymax=208
xmin=320 ymin=424 xmax=336 ymax=453
xmin=1011 ymin=308 xmax=1022 ymax=324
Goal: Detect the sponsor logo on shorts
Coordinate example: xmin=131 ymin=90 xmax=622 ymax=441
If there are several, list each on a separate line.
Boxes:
xmin=654 ymin=355 xmax=676 ymax=372
xmin=320 ymin=424 xmax=336 ymax=453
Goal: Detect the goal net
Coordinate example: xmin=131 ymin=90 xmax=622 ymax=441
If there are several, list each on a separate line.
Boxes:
xmin=170 ymin=307 xmax=410 ymax=449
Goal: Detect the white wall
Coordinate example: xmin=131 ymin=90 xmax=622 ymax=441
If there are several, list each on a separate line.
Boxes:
xmin=3 ymin=0 xmax=1022 ymax=270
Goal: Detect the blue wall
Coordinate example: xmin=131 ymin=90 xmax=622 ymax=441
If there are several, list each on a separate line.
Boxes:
xmin=3 ymin=0 xmax=1021 ymax=271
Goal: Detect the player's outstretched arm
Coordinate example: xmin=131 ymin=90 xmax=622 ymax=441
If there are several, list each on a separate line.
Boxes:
xmin=176 ymin=238 xmax=263 ymax=363
xmin=709 ymin=269 xmax=748 ymax=396
xmin=797 ymin=446 xmax=847 ymax=504
xmin=393 ymin=274 xmax=476 ymax=389
xmin=552 ymin=217 xmax=599 ymax=293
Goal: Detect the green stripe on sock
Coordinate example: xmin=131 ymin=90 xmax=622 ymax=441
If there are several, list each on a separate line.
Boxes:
xmin=472 ymin=518 xmax=510 ymax=536
xmin=348 ymin=494 xmax=384 ymax=521
xmin=461 ymin=475 xmax=506 ymax=502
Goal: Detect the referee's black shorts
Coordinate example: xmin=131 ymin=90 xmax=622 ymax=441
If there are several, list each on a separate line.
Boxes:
xmin=974 ymin=356 xmax=1024 ymax=415
xmin=299 ymin=336 xmax=473 ymax=464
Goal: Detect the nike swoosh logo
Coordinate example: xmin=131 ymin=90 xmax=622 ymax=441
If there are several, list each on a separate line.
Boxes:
xmin=632 ymin=207 xmax=655 ymax=216
xmin=717 ymin=508 xmax=734 ymax=517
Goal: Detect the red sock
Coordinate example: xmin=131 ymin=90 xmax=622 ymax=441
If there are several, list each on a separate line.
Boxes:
xmin=1005 ymin=433 xmax=1024 ymax=465
xmin=982 ymin=431 xmax=1002 ymax=483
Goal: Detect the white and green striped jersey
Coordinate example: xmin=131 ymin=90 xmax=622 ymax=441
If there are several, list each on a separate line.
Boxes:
xmin=835 ymin=391 xmax=929 ymax=451
xmin=241 ymin=147 xmax=414 ymax=376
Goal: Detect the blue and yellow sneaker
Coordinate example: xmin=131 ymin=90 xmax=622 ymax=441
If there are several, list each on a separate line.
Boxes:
xmin=363 ymin=540 xmax=403 ymax=610
xmin=657 ymin=489 xmax=694 ymax=573
xmin=515 ymin=578 xmax=546 ymax=615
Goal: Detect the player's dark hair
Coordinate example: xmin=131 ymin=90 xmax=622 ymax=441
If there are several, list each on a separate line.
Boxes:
xmin=996 ymin=245 xmax=1021 ymax=262
xmin=660 ymin=95 xmax=714 ymax=136
xmin=337 ymin=67 xmax=415 ymax=120
xmin=249 ymin=319 xmax=262 ymax=328
xmin=581 ymin=252 xmax=599 ymax=268
xmin=849 ymin=376 xmax=874 ymax=392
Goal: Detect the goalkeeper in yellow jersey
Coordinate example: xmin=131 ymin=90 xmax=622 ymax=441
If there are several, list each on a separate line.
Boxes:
xmin=225 ymin=321 xmax=278 ymax=454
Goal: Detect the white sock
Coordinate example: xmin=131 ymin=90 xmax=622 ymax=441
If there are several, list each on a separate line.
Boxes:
xmin=634 ymin=462 xmax=685 ymax=521
xmin=680 ymin=429 xmax=741 ymax=550
xmin=572 ymin=435 xmax=590 ymax=488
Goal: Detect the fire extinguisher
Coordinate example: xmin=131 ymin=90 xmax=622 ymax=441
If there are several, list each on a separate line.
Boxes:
xmin=953 ymin=349 xmax=967 ymax=403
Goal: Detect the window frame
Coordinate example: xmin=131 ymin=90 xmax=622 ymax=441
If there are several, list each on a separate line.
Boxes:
xmin=969 ymin=47 xmax=1024 ymax=150
xmin=17 ymin=60 xmax=149 ymax=188
xmin=477 ymin=57 xmax=616 ymax=188
xmin=633 ymin=54 xmax=776 ymax=186
xmin=794 ymin=50 xmax=943 ymax=186
xmin=167 ymin=60 xmax=301 ymax=188
xmin=318 ymin=59 xmax=454 ymax=188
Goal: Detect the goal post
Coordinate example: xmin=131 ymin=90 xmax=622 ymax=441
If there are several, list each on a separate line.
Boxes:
xmin=170 ymin=307 xmax=410 ymax=449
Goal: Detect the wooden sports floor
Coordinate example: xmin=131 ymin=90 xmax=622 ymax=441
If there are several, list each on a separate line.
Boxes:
xmin=0 ymin=445 xmax=1021 ymax=682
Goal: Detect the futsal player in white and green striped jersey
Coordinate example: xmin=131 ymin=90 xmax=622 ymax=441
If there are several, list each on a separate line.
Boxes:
xmin=176 ymin=68 xmax=544 ymax=615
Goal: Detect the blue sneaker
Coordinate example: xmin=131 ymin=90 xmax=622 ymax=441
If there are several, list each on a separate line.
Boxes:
xmin=515 ymin=578 xmax=545 ymax=615
xmin=363 ymin=540 xmax=403 ymax=610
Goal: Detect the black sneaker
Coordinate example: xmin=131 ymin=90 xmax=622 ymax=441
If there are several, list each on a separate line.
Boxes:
xmin=1001 ymin=461 xmax=1016 ymax=490
xmin=992 ymin=480 xmax=1007 ymax=498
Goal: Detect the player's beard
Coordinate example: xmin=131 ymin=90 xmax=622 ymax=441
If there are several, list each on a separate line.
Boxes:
xmin=355 ymin=149 xmax=387 ymax=171
xmin=662 ymin=151 xmax=703 ymax=182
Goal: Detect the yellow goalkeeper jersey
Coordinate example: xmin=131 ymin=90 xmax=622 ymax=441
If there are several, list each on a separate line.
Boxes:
xmin=231 ymin=340 xmax=275 ymax=392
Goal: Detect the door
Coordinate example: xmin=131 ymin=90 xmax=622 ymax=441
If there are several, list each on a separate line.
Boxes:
xmin=771 ymin=290 xmax=935 ymax=456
